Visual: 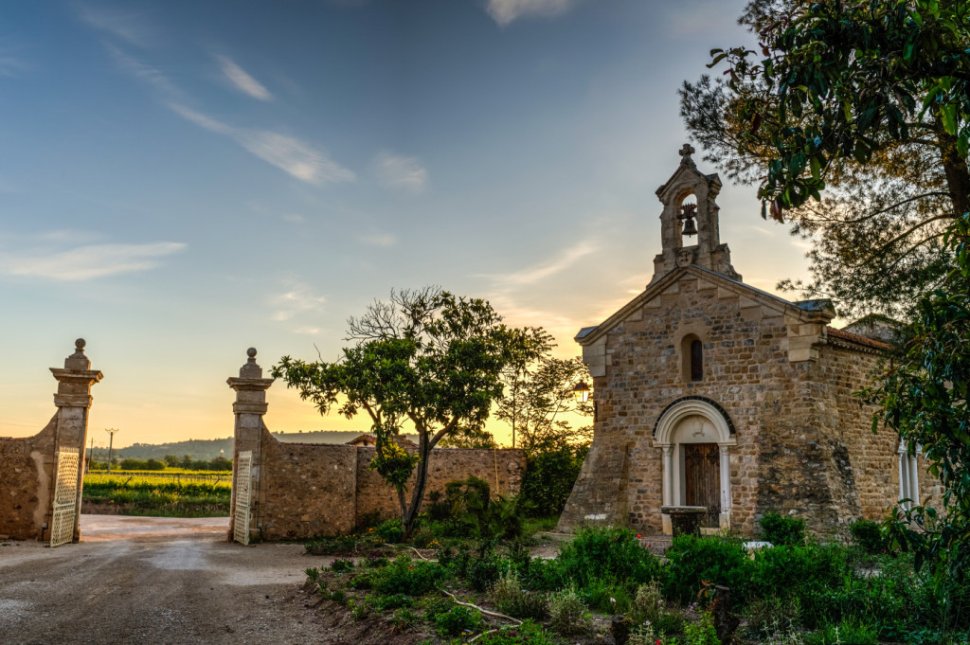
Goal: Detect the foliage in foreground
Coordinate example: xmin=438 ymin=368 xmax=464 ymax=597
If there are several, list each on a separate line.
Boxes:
xmin=873 ymin=214 xmax=970 ymax=631
xmin=303 ymin=521 xmax=970 ymax=644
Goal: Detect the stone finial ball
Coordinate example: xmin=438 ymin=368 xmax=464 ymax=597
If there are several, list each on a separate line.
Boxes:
xmin=75 ymin=338 xmax=86 ymax=351
xmin=247 ymin=347 xmax=257 ymax=358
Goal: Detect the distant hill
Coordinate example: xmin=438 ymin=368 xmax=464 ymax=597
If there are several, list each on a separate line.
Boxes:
xmin=114 ymin=430 xmax=399 ymax=461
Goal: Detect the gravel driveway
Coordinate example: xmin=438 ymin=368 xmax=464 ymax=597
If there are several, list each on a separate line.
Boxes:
xmin=0 ymin=515 xmax=332 ymax=645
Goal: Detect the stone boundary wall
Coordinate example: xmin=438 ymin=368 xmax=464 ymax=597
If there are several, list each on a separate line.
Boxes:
xmin=353 ymin=444 xmax=525 ymax=527
xmin=0 ymin=340 xmax=102 ymax=541
xmin=255 ymin=425 xmax=525 ymax=540
xmin=0 ymin=417 xmax=57 ymax=540
xmin=227 ymin=348 xmax=526 ymax=542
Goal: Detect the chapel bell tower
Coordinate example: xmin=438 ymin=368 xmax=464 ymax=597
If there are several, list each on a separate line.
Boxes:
xmin=651 ymin=144 xmax=741 ymax=282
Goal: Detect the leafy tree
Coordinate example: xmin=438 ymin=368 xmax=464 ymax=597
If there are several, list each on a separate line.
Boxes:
xmin=272 ymin=287 xmax=529 ymax=537
xmin=681 ymin=0 xmax=970 ymax=315
xmin=873 ymin=215 xmax=970 ymax=626
xmin=495 ymin=330 xmax=593 ymax=516
xmin=496 ymin=328 xmax=593 ymax=454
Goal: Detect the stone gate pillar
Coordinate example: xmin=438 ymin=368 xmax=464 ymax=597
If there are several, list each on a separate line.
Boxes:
xmin=227 ymin=348 xmax=273 ymax=542
xmin=50 ymin=338 xmax=103 ymax=542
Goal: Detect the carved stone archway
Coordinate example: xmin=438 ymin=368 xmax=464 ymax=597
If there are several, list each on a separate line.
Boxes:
xmin=653 ymin=397 xmax=735 ymax=533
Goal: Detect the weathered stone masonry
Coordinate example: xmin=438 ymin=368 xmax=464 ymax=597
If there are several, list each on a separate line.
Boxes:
xmin=227 ymin=349 xmax=525 ymax=542
xmin=0 ymin=340 xmax=102 ymax=541
xmin=558 ymin=148 xmax=930 ymax=538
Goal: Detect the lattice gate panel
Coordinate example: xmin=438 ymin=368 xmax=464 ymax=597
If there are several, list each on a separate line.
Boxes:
xmin=233 ymin=451 xmax=253 ymax=545
xmin=50 ymin=447 xmax=80 ymax=548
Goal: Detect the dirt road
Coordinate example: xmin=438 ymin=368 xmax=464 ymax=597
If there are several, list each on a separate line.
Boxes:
xmin=0 ymin=515 xmax=333 ymax=645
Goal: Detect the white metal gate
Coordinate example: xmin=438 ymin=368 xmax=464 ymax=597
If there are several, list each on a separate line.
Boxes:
xmin=50 ymin=447 xmax=80 ymax=548
xmin=233 ymin=450 xmax=253 ymax=545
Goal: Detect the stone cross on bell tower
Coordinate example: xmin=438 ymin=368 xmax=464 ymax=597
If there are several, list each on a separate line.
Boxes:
xmin=650 ymin=144 xmax=741 ymax=283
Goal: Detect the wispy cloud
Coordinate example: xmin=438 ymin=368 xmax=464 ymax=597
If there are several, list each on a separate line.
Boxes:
xmin=239 ymin=130 xmax=354 ymax=184
xmin=77 ymin=5 xmax=155 ymax=47
xmin=103 ymin=46 xmax=353 ymax=185
xmin=216 ymin=54 xmax=272 ymax=101
xmin=485 ymin=0 xmax=577 ymax=26
xmin=167 ymin=103 xmax=353 ymax=184
xmin=270 ymin=280 xmax=328 ymax=322
xmin=105 ymin=44 xmax=182 ymax=98
xmin=374 ymin=152 xmax=428 ymax=194
xmin=358 ymin=232 xmax=398 ymax=248
xmin=282 ymin=213 xmax=306 ymax=224
xmin=483 ymin=240 xmax=598 ymax=287
xmin=0 ymin=240 xmax=186 ymax=281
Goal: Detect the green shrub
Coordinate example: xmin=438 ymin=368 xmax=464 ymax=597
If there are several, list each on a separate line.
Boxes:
xmin=372 ymin=556 xmax=447 ymax=596
xmin=375 ymin=519 xmax=405 ymax=543
xmin=804 ymin=619 xmax=878 ymax=645
xmin=581 ymin=577 xmax=633 ymax=613
xmin=630 ymin=580 xmax=665 ymax=626
xmin=518 ymin=445 xmax=587 ymax=517
xmin=663 ymin=535 xmax=752 ymax=605
xmin=491 ymin=570 xmax=548 ymax=620
xmin=548 ymin=587 xmax=591 ymax=636
xmin=556 ymin=526 xmax=661 ymax=589
xmin=367 ymin=593 xmax=413 ymax=611
xmin=433 ymin=605 xmax=482 ymax=637
xmin=849 ymin=519 xmax=885 ymax=555
xmin=518 ymin=556 xmax=566 ymax=592
xmin=305 ymin=534 xmax=378 ymax=555
xmin=738 ymin=596 xmax=802 ymax=641
xmin=760 ymin=512 xmax=806 ymax=546
xmin=330 ymin=558 xmax=355 ymax=573
xmin=349 ymin=599 xmax=370 ymax=620
xmin=390 ymin=607 xmax=417 ymax=630
xmin=750 ymin=544 xmax=849 ymax=603
xmin=684 ymin=611 xmax=720 ymax=645
xmin=473 ymin=621 xmax=557 ymax=644
xmin=467 ymin=551 xmax=503 ymax=592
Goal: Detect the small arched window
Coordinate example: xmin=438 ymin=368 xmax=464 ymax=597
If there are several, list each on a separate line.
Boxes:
xmin=681 ymin=335 xmax=704 ymax=382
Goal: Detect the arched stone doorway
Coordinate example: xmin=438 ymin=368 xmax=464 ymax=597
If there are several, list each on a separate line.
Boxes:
xmin=653 ymin=397 xmax=735 ymax=533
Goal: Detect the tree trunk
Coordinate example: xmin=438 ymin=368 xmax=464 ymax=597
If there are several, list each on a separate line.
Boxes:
xmin=935 ymin=118 xmax=970 ymax=218
xmin=402 ymin=432 xmax=432 ymax=538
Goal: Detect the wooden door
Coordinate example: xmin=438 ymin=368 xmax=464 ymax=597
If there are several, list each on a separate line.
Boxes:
xmin=684 ymin=443 xmax=720 ymax=527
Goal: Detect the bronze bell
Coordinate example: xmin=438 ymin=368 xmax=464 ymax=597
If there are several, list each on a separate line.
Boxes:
xmin=679 ymin=203 xmax=698 ymax=237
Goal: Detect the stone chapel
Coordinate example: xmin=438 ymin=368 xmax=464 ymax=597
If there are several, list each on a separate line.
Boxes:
xmin=557 ymin=146 xmax=930 ymax=537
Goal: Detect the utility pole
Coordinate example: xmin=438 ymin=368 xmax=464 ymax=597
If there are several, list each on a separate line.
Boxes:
xmin=105 ymin=428 xmax=120 ymax=472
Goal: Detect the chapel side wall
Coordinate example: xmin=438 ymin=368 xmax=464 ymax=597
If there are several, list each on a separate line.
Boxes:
xmin=810 ymin=344 xmax=897 ymax=531
xmin=561 ymin=274 xmax=858 ymax=538
xmin=256 ymin=430 xmax=358 ymax=540
xmin=354 ymin=447 xmax=526 ymax=527
xmin=0 ymin=417 xmax=57 ymax=540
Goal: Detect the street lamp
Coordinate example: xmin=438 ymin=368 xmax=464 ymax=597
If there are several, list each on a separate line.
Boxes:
xmin=105 ymin=428 xmax=120 ymax=472
xmin=573 ymin=381 xmax=591 ymax=403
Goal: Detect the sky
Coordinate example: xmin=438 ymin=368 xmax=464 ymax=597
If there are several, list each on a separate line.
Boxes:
xmin=0 ymin=0 xmax=813 ymax=449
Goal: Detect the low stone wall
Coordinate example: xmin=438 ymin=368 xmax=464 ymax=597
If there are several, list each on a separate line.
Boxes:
xmin=227 ymin=348 xmax=527 ymax=543
xmin=258 ymin=433 xmax=358 ymax=539
xmin=0 ymin=417 xmax=57 ymax=540
xmin=255 ymin=427 xmax=525 ymax=540
xmin=353 ymin=445 xmax=525 ymax=527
